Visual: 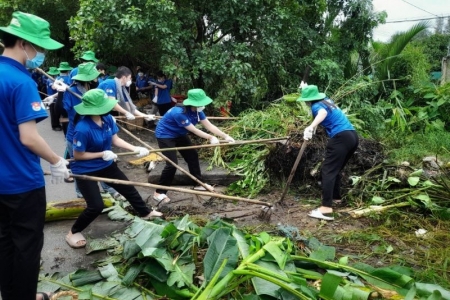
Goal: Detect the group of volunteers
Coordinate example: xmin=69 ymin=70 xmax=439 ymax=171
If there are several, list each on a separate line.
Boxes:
xmin=0 ymin=11 xmax=358 ymax=300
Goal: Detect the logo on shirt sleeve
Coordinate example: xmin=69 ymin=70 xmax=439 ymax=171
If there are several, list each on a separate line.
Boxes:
xmin=31 ymin=102 xmax=42 ymax=111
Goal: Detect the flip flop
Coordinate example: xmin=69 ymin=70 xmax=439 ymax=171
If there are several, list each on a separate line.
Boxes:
xmin=142 ymin=209 xmax=164 ymax=220
xmin=308 ymin=209 xmax=334 ymax=221
xmin=153 ymin=193 xmax=171 ymax=205
xmin=64 ymin=177 xmax=75 ymax=183
xmin=36 ymin=292 xmax=52 ymax=300
xmin=65 ymin=232 xmax=86 ymax=249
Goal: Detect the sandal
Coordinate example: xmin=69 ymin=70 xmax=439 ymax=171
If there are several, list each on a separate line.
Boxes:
xmin=308 ymin=209 xmax=334 ymax=221
xmin=64 ymin=177 xmax=75 ymax=183
xmin=65 ymin=232 xmax=86 ymax=249
xmin=36 ymin=292 xmax=52 ymax=300
xmin=153 ymin=193 xmax=171 ymax=205
xmin=142 ymin=209 xmax=164 ymax=220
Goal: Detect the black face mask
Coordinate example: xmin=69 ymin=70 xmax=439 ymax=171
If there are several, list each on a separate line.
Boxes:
xmin=90 ymin=81 xmax=99 ymax=89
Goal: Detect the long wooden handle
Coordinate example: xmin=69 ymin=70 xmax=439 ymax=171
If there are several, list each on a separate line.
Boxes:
xmin=115 ymin=115 xmax=239 ymax=120
xmin=148 ymin=137 xmax=289 ymax=153
xmin=70 ymin=174 xmax=271 ymax=207
xmin=36 ymin=68 xmax=83 ymax=100
xmin=67 ymin=151 xmax=138 ymax=162
xmin=278 ymin=141 xmax=308 ymax=203
xmin=117 ymin=124 xmax=216 ymax=192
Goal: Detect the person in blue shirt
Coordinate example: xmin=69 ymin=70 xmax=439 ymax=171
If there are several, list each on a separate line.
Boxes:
xmin=45 ymin=67 xmax=62 ymax=130
xmin=153 ymin=88 xmax=235 ymax=204
xmin=150 ymin=70 xmax=173 ymax=116
xmin=66 ymin=89 xmax=162 ymax=248
xmin=135 ymin=69 xmax=151 ymax=96
xmin=0 ymin=11 xmax=69 ymax=300
xmin=298 ymin=85 xmax=359 ymax=221
xmin=98 ymin=66 xmax=155 ymax=121
xmin=96 ymin=62 xmax=108 ymax=84
xmin=69 ymin=50 xmax=99 ymax=84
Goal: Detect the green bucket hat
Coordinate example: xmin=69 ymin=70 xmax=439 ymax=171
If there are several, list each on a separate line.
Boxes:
xmin=297 ymin=85 xmax=327 ymax=102
xmin=47 ymin=67 xmax=59 ymax=76
xmin=57 ymin=62 xmax=73 ymax=71
xmin=72 ymin=62 xmax=100 ymax=82
xmin=74 ymin=89 xmax=118 ymax=116
xmin=80 ymin=50 xmax=99 ymax=63
xmin=0 ymin=11 xmax=63 ymax=50
xmin=182 ymin=89 xmax=213 ymax=107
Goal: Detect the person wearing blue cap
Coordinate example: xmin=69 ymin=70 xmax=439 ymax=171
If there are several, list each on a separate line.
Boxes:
xmin=297 ymin=85 xmax=359 ymax=221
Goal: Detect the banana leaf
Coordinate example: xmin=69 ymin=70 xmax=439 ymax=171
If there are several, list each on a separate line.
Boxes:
xmin=203 ymin=227 xmax=239 ymax=282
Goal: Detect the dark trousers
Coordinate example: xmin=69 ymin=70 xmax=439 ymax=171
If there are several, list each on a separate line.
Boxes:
xmin=157 ymin=103 xmax=173 ymax=116
xmin=321 ymin=130 xmax=359 ymax=207
xmin=0 ymin=187 xmax=46 ymax=300
xmin=72 ymin=162 xmax=150 ymax=233
xmin=156 ymin=136 xmax=203 ymax=194
xmin=49 ymin=103 xmax=61 ymax=129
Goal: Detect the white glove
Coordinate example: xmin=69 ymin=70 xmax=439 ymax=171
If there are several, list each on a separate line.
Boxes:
xmin=303 ymin=126 xmax=314 ymax=140
xmin=134 ymin=146 xmax=149 ymax=158
xmin=49 ymin=157 xmax=70 ymax=184
xmin=224 ymin=135 xmax=235 ymax=143
xmin=144 ymin=114 xmax=156 ymax=121
xmin=152 ymin=96 xmax=158 ymax=103
xmin=125 ymin=112 xmax=135 ymax=120
xmin=102 ymin=150 xmax=118 ymax=161
xmin=43 ymin=96 xmax=55 ymax=106
xmin=299 ymin=81 xmax=308 ymax=90
xmin=209 ymin=136 xmax=220 ymax=144
xmin=53 ymin=79 xmax=67 ymax=92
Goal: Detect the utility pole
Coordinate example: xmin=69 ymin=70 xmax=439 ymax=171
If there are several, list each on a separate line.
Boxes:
xmin=441 ymin=42 xmax=450 ymax=85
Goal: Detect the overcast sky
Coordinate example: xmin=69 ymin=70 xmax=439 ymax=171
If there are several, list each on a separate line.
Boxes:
xmin=372 ymin=0 xmax=450 ymax=41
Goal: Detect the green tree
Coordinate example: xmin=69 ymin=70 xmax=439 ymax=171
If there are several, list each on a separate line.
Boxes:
xmin=69 ymin=0 xmax=383 ymax=110
xmin=0 ymin=0 xmax=79 ymax=64
xmin=413 ymin=33 xmax=450 ymax=72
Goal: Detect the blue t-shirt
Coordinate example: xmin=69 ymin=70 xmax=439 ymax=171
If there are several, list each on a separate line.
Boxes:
xmin=311 ymin=98 xmax=354 ymax=138
xmin=63 ymin=86 xmax=83 ymax=148
xmin=71 ymin=115 xmax=119 ymax=174
xmin=99 ymin=78 xmax=129 ymax=102
xmin=156 ymin=79 xmax=173 ymax=104
xmin=56 ymin=74 xmax=71 ymax=85
xmin=136 ymin=76 xmax=148 ymax=89
xmin=69 ymin=67 xmax=78 ymax=84
xmin=155 ymin=106 xmax=206 ymax=138
xmin=0 ymin=56 xmax=48 ymax=194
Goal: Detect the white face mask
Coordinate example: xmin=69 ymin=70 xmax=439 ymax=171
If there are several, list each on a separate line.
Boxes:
xmin=125 ymin=79 xmax=132 ymax=87
xmin=196 ymin=106 xmax=205 ymax=112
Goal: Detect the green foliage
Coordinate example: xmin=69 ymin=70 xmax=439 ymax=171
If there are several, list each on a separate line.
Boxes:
xmin=412 ymin=33 xmax=450 ymax=72
xmin=39 ymin=215 xmax=450 ymax=299
xmin=68 ymin=0 xmax=384 ymax=110
xmin=386 ymin=131 xmax=450 ymax=165
xmin=210 ymin=102 xmax=309 ymax=197
xmin=390 ymin=44 xmax=431 ymax=89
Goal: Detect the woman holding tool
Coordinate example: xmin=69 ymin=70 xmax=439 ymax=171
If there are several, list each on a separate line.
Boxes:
xmin=66 ymin=89 xmax=162 ymax=248
xmin=298 ymin=85 xmax=358 ymax=221
xmin=153 ymin=88 xmax=235 ymax=204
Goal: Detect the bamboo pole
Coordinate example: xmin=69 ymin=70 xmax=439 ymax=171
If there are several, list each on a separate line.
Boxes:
xmin=71 ymin=174 xmax=272 ymax=207
xmin=146 ymin=137 xmax=289 ymax=153
xmin=115 ymin=115 xmax=239 ymax=120
xmin=67 ymin=151 xmax=139 ymax=162
xmin=37 ymin=67 xmax=83 ymax=100
xmin=117 ymin=124 xmax=216 ymax=192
